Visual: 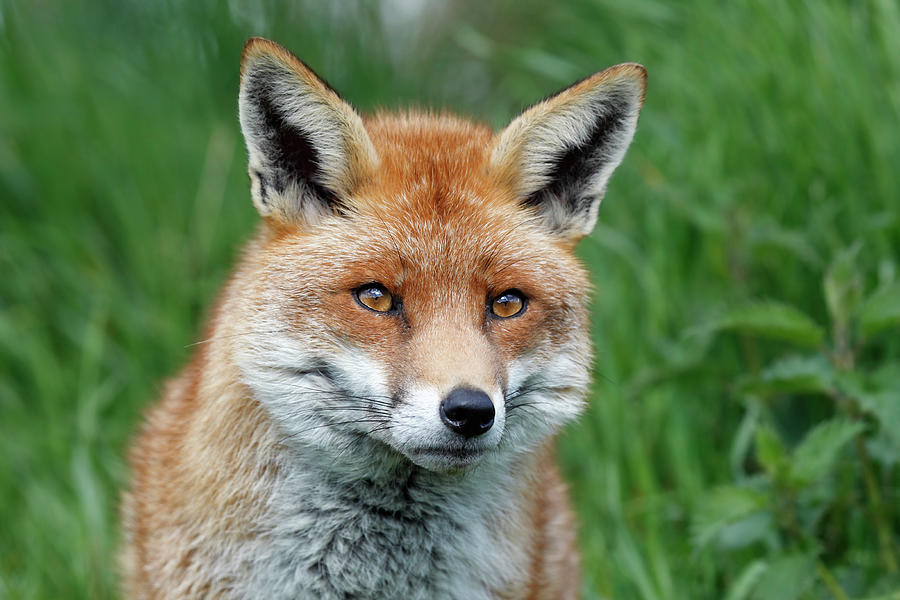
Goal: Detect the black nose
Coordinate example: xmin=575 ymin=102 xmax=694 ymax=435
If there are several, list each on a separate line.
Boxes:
xmin=439 ymin=388 xmax=495 ymax=437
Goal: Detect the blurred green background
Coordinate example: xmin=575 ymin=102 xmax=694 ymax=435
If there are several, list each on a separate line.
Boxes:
xmin=2 ymin=1 xmax=899 ymax=598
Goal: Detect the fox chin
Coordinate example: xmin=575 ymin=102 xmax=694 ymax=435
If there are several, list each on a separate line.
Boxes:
xmin=120 ymin=37 xmax=646 ymax=599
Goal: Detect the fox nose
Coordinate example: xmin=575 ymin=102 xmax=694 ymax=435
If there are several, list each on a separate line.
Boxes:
xmin=439 ymin=388 xmax=495 ymax=437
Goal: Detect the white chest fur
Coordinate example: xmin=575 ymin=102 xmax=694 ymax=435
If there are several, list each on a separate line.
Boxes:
xmin=227 ymin=451 xmax=531 ymax=599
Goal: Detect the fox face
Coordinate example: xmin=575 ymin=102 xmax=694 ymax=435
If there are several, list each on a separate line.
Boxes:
xmin=233 ymin=38 xmax=645 ymax=475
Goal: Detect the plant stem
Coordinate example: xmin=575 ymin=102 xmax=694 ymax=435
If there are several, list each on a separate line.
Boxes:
xmin=829 ymin=318 xmax=898 ymax=573
xmin=854 ymin=433 xmax=899 ymax=572
xmin=816 ymin=561 xmax=850 ymax=600
xmin=780 ymin=495 xmax=851 ymax=600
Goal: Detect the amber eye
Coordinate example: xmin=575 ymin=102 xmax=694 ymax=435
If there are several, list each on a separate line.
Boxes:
xmin=355 ymin=283 xmax=395 ymax=313
xmin=490 ymin=289 xmax=526 ymax=318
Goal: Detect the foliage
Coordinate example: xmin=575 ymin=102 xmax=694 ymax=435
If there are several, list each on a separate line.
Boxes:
xmin=1 ymin=0 xmax=898 ymax=598
xmin=685 ymin=255 xmax=900 ymax=598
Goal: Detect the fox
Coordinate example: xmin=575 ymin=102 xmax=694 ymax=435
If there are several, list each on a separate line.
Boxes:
xmin=120 ymin=37 xmax=646 ymax=599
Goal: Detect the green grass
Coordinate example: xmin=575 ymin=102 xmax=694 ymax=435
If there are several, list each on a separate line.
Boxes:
xmin=1 ymin=1 xmax=898 ymax=598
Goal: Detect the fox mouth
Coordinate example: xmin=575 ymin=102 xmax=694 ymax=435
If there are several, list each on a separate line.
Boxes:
xmin=405 ymin=445 xmax=490 ymax=469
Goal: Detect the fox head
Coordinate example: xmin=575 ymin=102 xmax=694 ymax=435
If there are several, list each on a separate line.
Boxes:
xmin=230 ymin=38 xmax=645 ymax=474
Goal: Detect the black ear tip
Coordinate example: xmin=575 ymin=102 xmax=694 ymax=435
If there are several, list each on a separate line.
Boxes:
xmin=240 ymin=37 xmax=302 ymax=80
xmin=599 ymin=62 xmax=648 ymax=103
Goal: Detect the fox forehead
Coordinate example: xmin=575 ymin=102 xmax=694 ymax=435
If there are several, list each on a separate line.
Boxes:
xmin=258 ymin=111 xmax=588 ymax=300
xmin=362 ymin=112 xmax=496 ymax=197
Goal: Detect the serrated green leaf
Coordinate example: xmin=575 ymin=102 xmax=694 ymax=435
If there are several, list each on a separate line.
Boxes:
xmin=714 ymin=301 xmax=824 ymax=347
xmin=750 ymin=554 xmax=816 ymax=600
xmin=715 ymin=511 xmax=776 ymax=551
xmin=790 ymin=418 xmax=864 ymax=486
xmin=860 ymin=282 xmax=900 ymax=338
xmin=854 ymin=388 xmax=900 ymax=431
xmin=738 ymin=355 xmax=834 ymax=396
xmin=755 ymin=426 xmax=787 ymax=479
xmin=691 ymin=486 xmax=768 ymax=549
xmin=837 ymin=371 xmax=900 ymax=463
xmin=858 ymin=391 xmax=900 ymax=461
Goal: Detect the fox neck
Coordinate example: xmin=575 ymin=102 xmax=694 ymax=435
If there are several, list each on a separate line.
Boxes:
xmin=250 ymin=428 xmax=539 ymax=599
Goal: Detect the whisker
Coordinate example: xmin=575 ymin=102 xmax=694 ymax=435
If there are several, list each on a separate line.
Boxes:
xmin=367 ymin=424 xmax=393 ymax=436
xmin=504 ymin=382 xmax=583 ymax=415
xmin=507 ymin=399 xmax=557 ymax=413
xmin=185 ymin=329 xmax=292 ymax=348
xmin=277 ymin=418 xmax=389 ymax=444
xmin=278 ymin=406 xmax=393 ymax=421
xmin=287 ymin=395 xmax=396 ymax=409
xmin=314 ymin=405 xmax=394 ymax=413
xmin=284 ymin=384 xmax=395 ymax=404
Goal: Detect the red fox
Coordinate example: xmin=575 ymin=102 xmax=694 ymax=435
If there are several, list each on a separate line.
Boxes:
xmin=121 ymin=37 xmax=645 ymax=599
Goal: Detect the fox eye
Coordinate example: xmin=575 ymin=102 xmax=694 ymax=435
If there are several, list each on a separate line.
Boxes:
xmin=355 ymin=283 xmax=395 ymax=313
xmin=490 ymin=289 xmax=526 ymax=319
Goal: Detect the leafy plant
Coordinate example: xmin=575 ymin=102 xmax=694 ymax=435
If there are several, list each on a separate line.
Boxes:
xmin=692 ymin=248 xmax=900 ymax=599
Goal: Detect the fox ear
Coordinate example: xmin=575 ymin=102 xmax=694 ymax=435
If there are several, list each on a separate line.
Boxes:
xmin=238 ymin=38 xmax=378 ymax=224
xmin=490 ymin=64 xmax=646 ymax=241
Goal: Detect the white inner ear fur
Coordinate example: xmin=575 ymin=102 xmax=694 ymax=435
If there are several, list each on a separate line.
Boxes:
xmin=490 ymin=65 xmax=646 ymax=238
xmin=238 ymin=43 xmax=378 ymax=222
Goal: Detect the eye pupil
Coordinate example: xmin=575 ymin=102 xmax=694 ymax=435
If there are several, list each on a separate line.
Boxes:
xmin=491 ymin=290 xmax=526 ymax=318
xmin=356 ymin=284 xmax=394 ymax=313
